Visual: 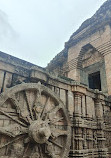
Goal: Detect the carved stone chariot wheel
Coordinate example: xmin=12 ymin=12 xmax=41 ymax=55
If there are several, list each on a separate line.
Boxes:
xmin=0 ymin=83 xmax=71 ymax=158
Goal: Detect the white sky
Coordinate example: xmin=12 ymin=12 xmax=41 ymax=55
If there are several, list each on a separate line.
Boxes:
xmin=0 ymin=0 xmax=107 ymax=67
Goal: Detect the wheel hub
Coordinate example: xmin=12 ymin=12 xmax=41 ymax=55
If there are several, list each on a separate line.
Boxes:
xmin=28 ymin=119 xmax=51 ymax=144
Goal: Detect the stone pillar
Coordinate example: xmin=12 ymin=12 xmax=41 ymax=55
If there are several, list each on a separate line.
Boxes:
xmin=93 ymin=130 xmax=98 ymax=149
xmin=68 ymin=91 xmax=74 ymax=119
xmin=74 ymin=92 xmax=82 ymax=118
xmin=72 ymin=92 xmax=84 ymax=158
xmin=86 ymin=129 xmax=93 ymax=149
xmin=72 ymin=127 xmax=84 ymax=158
xmin=83 ymin=128 xmax=87 ymax=149
xmin=77 ymin=128 xmax=83 ymax=150
xmin=95 ymin=93 xmax=108 ymax=157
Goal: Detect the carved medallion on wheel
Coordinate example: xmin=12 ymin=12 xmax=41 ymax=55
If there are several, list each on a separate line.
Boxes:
xmin=0 ymin=82 xmax=71 ymax=158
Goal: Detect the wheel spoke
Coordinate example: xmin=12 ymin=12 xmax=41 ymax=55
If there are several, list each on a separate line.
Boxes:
xmin=24 ymin=90 xmax=34 ymax=120
xmin=36 ymin=88 xmax=42 ymax=103
xmin=38 ymin=145 xmax=43 ymax=158
xmin=9 ymin=96 xmax=21 ymax=113
xmin=41 ymin=96 xmax=50 ymax=119
xmin=9 ymin=96 xmax=32 ymax=124
xmin=23 ymin=142 xmax=30 ymax=157
xmin=0 ymin=108 xmax=27 ymax=127
xmin=49 ymin=105 xmax=61 ymax=114
xmin=46 ymin=142 xmax=55 ymax=158
xmin=48 ymin=139 xmax=63 ymax=148
xmin=33 ymin=90 xmax=42 ymax=119
xmin=50 ymin=117 xmax=63 ymax=124
xmin=51 ymin=128 xmax=67 ymax=138
xmin=29 ymin=145 xmax=41 ymax=158
xmin=0 ymin=124 xmax=28 ymax=137
xmin=48 ymin=105 xmax=61 ymax=121
xmin=0 ymin=135 xmax=24 ymax=149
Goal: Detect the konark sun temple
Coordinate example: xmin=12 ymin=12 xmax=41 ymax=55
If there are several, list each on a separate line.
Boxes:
xmin=0 ymin=0 xmax=111 ymax=158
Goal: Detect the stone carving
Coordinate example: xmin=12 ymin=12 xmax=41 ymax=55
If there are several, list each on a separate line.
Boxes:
xmin=104 ymin=111 xmax=111 ymax=148
xmin=0 ymin=82 xmax=71 ymax=158
xmin=93 ymin=131 xmax=98 ymax=148
xmin=83 ymin=129 xmax=87 ymax=149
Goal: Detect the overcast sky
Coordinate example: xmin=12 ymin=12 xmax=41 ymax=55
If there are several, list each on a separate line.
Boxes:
xmin=0 ymin=0 xmax=107 ymax=67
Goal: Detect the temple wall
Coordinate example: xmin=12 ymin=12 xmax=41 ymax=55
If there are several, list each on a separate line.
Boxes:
xmin=0 ymin=54 xmax=110 ymax=157
xmin=31 ymin=67 xmax=111 ymax=157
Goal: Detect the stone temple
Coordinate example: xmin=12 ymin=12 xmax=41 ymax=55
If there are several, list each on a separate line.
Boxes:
xmin=0 ymin=0 xmax=111 ymax=157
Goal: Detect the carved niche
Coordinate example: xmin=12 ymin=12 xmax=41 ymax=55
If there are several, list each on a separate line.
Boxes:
xmin=0 ymin=82 xmax=71 ymax=158
xmin=82 ymin=45 xmax=103 ymax=68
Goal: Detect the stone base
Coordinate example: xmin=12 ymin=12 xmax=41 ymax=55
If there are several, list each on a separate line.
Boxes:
xmin=69 ymin=148 xmax=108 ymax=158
